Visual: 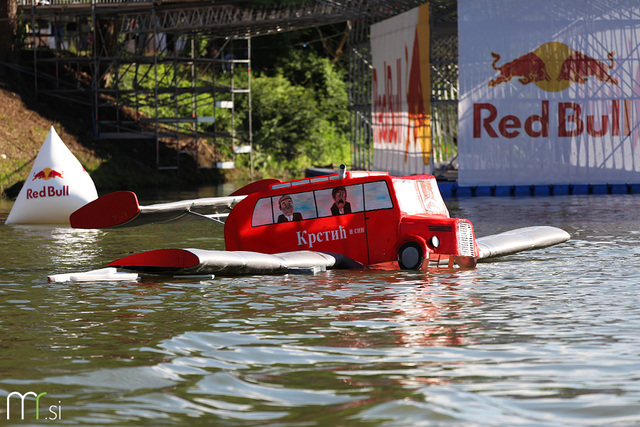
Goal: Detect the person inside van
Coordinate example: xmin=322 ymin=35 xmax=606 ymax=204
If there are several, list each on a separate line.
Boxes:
xmin=330 ymin=186 xmax=351 ymax=216
xmin=277 ymin=195 xmax=303 ymax=222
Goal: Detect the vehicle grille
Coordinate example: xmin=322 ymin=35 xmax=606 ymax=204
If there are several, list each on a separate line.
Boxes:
xmin=457 ymin=221 xmax=475 ymax=256
xmin=429 ymin=225 xmax=453 ymax=232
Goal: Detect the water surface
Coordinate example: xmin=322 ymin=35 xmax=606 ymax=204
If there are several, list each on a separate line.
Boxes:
xmin=1 ymin=191 xmax=640 ymax=426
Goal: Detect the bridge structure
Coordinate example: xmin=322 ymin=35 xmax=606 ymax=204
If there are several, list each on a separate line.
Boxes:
xmin=15 ymin=0 xmax=457 ymax=173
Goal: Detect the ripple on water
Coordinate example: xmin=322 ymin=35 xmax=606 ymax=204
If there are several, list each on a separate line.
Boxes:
xmin=1 ymin=194 xmax=640 ymax=425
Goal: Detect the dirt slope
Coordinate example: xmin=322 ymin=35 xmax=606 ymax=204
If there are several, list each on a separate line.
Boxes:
xmin=0 ymin=86 xmax=102 ymax=197
xmin=0 ymin=84 xmax=224 ymax=198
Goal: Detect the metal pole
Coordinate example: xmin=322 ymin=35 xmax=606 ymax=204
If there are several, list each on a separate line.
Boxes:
xmin=192 ymin=35 xmax=198 ymax=167
xmin=248 ymin=37 xmax=253 ymax=180
xmin=230 ymin=38 xmax=235 ymax=166
xmin=152 ymin=3 xmax=160 ymax=168
xmin=31 ymin=0 xmax=37 ymax=95
xmin=91 ymin=0 xmax=98 ymax=138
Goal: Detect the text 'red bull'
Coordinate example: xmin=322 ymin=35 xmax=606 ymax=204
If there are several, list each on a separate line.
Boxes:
xmin=26 ymin=186 xmax=70 ymax=199
xmin=473 ymin=100 xmax=632 ymax=139
xmin=372 ymin=59 xmax=402 ymax=144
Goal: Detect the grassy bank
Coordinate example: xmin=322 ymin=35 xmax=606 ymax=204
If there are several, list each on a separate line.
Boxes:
xmin=0 ymin=43 xmax=351 ymax=198
xmin=0 ymin=82 xmax=233 ymax=199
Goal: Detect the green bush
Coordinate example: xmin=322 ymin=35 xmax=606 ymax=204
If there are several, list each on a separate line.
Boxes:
xmin=241 ymin=49 xmax=350 ymax=175
xmin=117 ymin=47 xmax=350 ymax=177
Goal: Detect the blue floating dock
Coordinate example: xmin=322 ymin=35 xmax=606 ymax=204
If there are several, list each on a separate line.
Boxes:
xmin=304 ymin=167 xmax=640 ymax=198
xmin=437 ymin=182 xmax=640 ymax=198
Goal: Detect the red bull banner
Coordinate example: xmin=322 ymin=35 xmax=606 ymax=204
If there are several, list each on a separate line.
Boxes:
xmin=371 ymin=4 xmax=432 ymax=176
xmin=459 ymin=0 xmax=640 ymax=186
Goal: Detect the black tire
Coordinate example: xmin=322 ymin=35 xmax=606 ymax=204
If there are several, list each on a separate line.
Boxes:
xmin=397 ymin=242 xmax=424 ymax=270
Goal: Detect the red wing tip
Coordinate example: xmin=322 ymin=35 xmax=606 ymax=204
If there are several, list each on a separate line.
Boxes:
xmin=109 ymin=248 xmax=200 ymax=270
xmin=70 ymin=191 xmax=140 ymax=228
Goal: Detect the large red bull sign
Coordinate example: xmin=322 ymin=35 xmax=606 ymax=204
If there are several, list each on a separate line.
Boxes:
xmin=371 ymin=4 xmax=432 ymax=176
xmin=458 ymin=0 xmax=640 ymax=186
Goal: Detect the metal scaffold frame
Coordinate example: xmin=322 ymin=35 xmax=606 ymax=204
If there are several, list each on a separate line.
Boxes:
xmin=90 ymin=13 xmax=253 ymax=172
xmin=20 ymin=1 xmax=255 ymax=171
xmin=15 ymin=0 xmax=459 ymax=174
xmin=347 ymin=1 xmax=459 ymax=174
xmin=348 ymin=16 xmax=373 ymax=171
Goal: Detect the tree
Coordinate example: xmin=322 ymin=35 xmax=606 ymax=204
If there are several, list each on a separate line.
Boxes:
xmin=0 ymin=0 xmax=17 ymax=63
xmin=239 ymin=48 xmax=350 ymax=175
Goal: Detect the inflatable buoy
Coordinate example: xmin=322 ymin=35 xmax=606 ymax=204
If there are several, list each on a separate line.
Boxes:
xmin=5 ymin=127 xmax=98 ymax=225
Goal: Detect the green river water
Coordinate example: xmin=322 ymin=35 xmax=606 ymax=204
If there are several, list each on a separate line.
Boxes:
xmin=1 ymin=189 xmax=640 ymax=426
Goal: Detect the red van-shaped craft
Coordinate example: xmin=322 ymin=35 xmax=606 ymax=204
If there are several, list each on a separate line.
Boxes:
xmin=224 ymin=170 xmax=479 ymax=269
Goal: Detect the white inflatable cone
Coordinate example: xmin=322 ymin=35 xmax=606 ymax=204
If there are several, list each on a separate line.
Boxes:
xmin=5 ymin=127 xmax=98 ymax=225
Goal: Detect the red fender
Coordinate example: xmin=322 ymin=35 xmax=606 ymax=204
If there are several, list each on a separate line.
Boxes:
xmin=395 ymin=235 xmax=428 ymax=257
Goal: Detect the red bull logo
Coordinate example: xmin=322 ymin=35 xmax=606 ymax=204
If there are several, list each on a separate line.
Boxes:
xmin=28 ymin=167 xmax=69 ymax=200
xmin=489 ymin=42 xmax=618 ymax=92
xmin=489 ymin=51 xmax=552 ymax=88
xmin=32 ymin=168 xmax=64 ymax=181
xmin=475 ymin=42 xmax=628 ymax=139
xmin=405 ymin=4 xmax=431 ymax=166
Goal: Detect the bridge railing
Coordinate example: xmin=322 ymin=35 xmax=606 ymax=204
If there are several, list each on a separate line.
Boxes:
xmin=17 ymin=0 xmax=159 ymax=6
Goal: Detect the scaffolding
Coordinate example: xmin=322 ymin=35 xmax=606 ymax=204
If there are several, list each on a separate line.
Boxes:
xmin=15 ymin=0 xmax=459 ymax=173
xmin=91 ymin=26 xmax=254 ymax=172
xmin=347 ymin=0 xmax=459 ymax=174
xmin=19 ymin=2 xmax=258 ymax=171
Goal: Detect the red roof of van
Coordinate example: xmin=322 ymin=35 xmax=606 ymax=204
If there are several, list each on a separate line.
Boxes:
xmin=269 ymin=171 xmax=390 ymax=191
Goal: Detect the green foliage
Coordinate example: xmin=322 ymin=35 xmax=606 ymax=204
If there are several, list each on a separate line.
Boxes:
xmin=241 ymin=49 xmax=350 ymax=175
xmin=251 ymin=75 xmax=315 ymax=159
xmin=279 ymin=49 xmax=349 ymax=130
xmin=116 ymin=46 xmax=350 ymax=177
xmin=117 ymin=62 xmax=237 ymax=135
xmin=252 ymin=22 xmax=349 ymax=74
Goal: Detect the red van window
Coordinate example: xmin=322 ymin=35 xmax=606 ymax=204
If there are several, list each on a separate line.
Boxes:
xmin=363 ymin=181 xmax=393 ymax=211
xmin=252 ymin=197 xmax=274 ymax=226
xmin=315 ymin=184 xmax=364 ymax=218
xmin=274 ymin=192 xmax=317 ymax=222
xmin=393 ymin=180 xmax=424 ymax=215
xmin=393 ymin=179 xmax=449 ymax=216
xmin=252 ymin=192 xmax=318 ymax=227
xmin=251 ymin=180 xmax=394 ymax=227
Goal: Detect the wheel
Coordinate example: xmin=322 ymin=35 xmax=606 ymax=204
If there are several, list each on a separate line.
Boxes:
xmin=397 ymin=242 xmax=424 ymax=270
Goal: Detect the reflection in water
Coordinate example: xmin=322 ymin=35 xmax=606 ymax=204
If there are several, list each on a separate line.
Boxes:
xmin=99 ymin=269 xmax=488 ymax=422
xmin=450 ymin=194 xmax=640 ymax=239
xmin=391 ymin=273 xmax=481 ymax=348
xmin=0 ymin=224 xmax=107 ymax=287
xmin=48 ymin=227 xmax=103 ymax=266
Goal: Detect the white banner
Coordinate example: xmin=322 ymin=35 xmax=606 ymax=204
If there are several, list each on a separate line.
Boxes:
xmin=371 ymin=4 xmax=432 ymax=176
xmin=459 ymin=0 xmax=640 ymax=186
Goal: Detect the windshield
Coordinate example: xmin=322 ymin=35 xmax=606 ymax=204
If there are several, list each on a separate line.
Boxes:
xmin=393 ymin=179 xmax=449 ymax=217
